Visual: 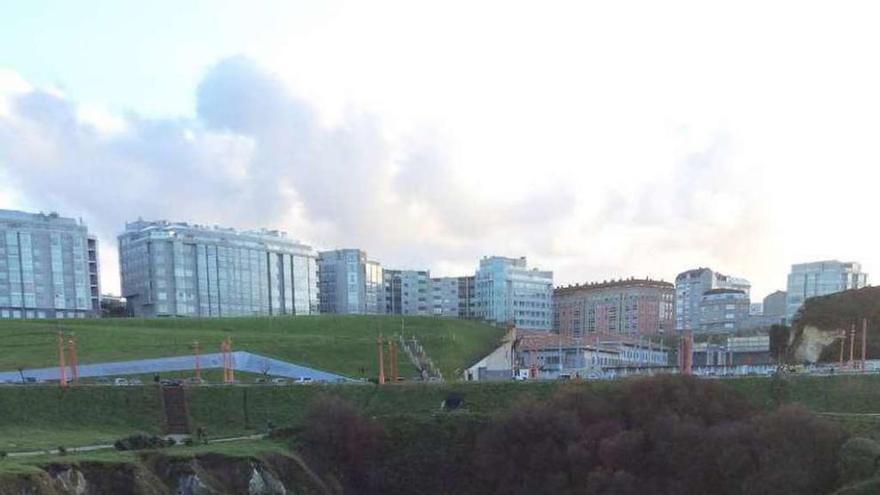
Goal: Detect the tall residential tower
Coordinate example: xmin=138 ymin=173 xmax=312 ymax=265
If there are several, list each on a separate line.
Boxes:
xmin=786 ymin=260 xmax=867 ymax=323
xmin=317 ymin=249 xmax=384 ymax=315
xmin=675 ymin=267 xmax=750 ymax=333
xmin=0 ymin=209 xmax=99 ymax=319
xmin=119 ymin=220 xmax=318 ymax=317
xmin=474 ymin=256 xmax=553 ymax=330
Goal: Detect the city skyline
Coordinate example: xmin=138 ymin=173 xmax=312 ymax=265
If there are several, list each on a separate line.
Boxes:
xmin=2 ymin=1 xmax=879 ymax=300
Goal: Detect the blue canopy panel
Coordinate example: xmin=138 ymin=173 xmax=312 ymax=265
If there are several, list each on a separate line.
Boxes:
xmin=0 ymin=351 xmax=353 ymax=383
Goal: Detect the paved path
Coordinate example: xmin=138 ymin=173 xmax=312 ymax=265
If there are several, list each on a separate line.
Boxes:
xmin=7 ymin=433 xmax=268 ymax=458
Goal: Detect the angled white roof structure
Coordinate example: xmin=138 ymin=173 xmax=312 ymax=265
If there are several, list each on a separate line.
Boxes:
xmin=0 ymin=352 xmax=353 ymax=383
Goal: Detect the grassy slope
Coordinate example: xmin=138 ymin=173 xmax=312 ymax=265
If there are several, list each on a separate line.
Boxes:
xmin=0 ymin=386 xmax=165 ymax=452
xmin=6 ymin=373 xmax=880 ymax=453
xmin=0 ymin=315 xmax=504 ymax=380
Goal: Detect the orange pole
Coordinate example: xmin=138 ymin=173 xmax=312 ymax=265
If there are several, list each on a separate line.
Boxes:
xmin=849 ymin=323 xmax=856 ymax=368
xmin=390 ymin=340 xmax=398 ymax=382
xmin=68 ymin=334 xmax=78 ymax=384
xmin=862 ymin=318 xmax=868 ymax=370
xmin=680 ymin=331 xmax=693 ymax=375
xmin=227 ymin=337 xmax=234 ymax=383
xmin=377 ymin=335 xmax=385 ymax=385
xmin=221 ymin=339 xmax=229 ymax=383
xmin=58 ymin=331 xmax=67 ymax=388
xmin=194 ymin=340 xmax=201 ymax=381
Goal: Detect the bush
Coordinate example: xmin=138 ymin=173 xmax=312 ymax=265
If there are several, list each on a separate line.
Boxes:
xmin=300 ymin=395 xmax=385 ymax=494
xmin=472 ymin=376 xmax=845 ymax=495
xmin=839 ymin=437 xmax=880 ymax=484
xmin=113 ymin=433 xmax=174 ymax=451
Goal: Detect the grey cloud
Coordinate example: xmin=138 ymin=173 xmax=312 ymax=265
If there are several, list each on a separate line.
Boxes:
xmin=0 ymin=56 xmax=576 ymax=291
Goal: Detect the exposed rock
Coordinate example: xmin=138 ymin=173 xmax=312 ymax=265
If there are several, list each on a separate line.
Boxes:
xmin=50 ymin=468 xmax=87 ymax=495
xmin=793 ymin=325 xmax=840 ymax=363
xmin=175 ymin=473 xmax=218 ymax=495
xmin=0 ymin=451 xmax=327 ymax=495
xmin=248 ymin=465 xmax=286 ymax=495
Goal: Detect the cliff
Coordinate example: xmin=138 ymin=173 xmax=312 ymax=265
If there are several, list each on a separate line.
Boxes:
xmin=0 ymin=451 xmax=330 ymax=495
xmin=788 ymin=287 xmax=880 ymax=363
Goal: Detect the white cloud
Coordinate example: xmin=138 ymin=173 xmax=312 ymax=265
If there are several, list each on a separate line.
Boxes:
xmin=3 ymin=1 xmax=880 ymax=300
xmin=0 ymin=58 xmax=573 ymax=294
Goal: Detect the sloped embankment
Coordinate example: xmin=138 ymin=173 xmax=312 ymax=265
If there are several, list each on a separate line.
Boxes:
xmin=788 ymin=287 xmax=880 ymax=363
xmin=0 ymin=451 xmax=331 ymax=495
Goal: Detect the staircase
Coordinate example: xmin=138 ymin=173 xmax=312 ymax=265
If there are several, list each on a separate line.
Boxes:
xmin=399 ymin=335 xmax=443 ymax=381
xmin=161 ymin=385 xmax=191 ymax=434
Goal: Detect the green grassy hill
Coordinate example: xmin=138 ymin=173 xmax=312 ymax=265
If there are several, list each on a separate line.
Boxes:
xmin=6 ymin=374 xmax=880 ymax=453
xmin=0 ymin=315 xmax=505 ymax=380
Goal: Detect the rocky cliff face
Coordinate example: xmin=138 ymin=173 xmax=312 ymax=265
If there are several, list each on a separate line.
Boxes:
xmin=792 ymin=325 xmax=841 ymax=363
xmin=0 ymin=452 xmax=330 ymax=495
xmin=785 ymin=287 xmax=880 ymax=363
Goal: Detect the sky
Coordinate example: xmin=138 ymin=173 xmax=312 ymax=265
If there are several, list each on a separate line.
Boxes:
xmin=0 ymin=0 xmax=878 ymax=299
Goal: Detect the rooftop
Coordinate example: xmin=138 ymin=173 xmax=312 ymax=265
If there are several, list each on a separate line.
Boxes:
xmin=555 ymin=277 xmax=672 ymax=293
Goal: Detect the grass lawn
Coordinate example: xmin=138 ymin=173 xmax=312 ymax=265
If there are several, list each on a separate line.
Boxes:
xmin=5 ymin=366 xmax=880 ymax=453
xmin=0 ymin=386 xmax=165 ymax=452
xmin=0 ymin=315 xmax=505 ymax=380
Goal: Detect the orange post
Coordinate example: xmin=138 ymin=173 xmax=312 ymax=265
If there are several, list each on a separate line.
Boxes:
xmin=58 ymin=331 xmax=67 ymax=388
xmin=227 ymin=337 xmax=234 ymax=383
xmin=221 ymin=339 xmax=229 ymax=383
xmin=862 ymin=318 xmax=868 ymax=370
xmin=193 ymin=340 xmax=201 ymax=381
xmin=68 ymin=334 xmax=78 ymax=384
xmin=389 ymin=340 xmax=398 ymax=382
xmin=849 ymin=323 xmax=856 ymax=368
xmin=680 ymin=331 xmax=693 ymax=375
xmin=377 ymin=335 xmax=385 ymax=385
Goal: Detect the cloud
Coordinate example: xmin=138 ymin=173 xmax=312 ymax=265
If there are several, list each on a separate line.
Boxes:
xmin=0 ymin=56 xmax=577 ymax=293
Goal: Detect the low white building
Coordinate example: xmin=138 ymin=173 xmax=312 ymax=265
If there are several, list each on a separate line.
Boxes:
xmin=464 ymin=327 xmax=516 ymax=381
xmin=465 ymin=329 xmax=670 ymax=381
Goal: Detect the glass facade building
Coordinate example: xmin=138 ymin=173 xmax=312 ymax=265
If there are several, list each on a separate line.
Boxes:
xmin=475 ymin=256 xmax=553 ymax=330
xmin=428 ymin=276 xmax=476 ymax=318
xmin=317 ymin=249 xmax=384 ymax=314
xmin=698 ymin=288 xmax=750 ymax=333
xmin=119 ymin=220 xmax=318 ymax=317
xmin=675 ymin=267 xmax=750 ymax=333
xmin=384 ymin=269 xmax=431 ymax=315
xmin=0 ymin=209 xmax=100 ymax=319
xmin=786 ymin=260 xmax=867 ymax=323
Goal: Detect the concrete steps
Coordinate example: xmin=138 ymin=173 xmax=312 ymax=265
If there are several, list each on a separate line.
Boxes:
xmin=161 ymin=385 xmax=190 ymax=435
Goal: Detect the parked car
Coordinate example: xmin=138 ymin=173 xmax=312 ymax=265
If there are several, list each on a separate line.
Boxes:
xmin=114 ymin=378 xmax=129 ymax=386
xmin=184 ymin=377 xmax=206 ymax=385
xmin=128 ymin=378 xmax=143 ymax=386
xmin=296 ymin=377 xmax=313 ymax=385
xmin=271 ymin=378 xmax=288 ymax=386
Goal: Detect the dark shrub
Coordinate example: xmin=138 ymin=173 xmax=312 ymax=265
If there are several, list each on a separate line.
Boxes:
xmin=839 ymin=437 xmax=880 ymax=484
xmin=744 ymin=405 xmax=846 ymax=495
xmin=113 ymin=433 xmax=174 ymax=451
xmin=300 ymin=395 xmax=385 ymax=494
xmin=615 ymin=374 xmax=755 ymax=427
